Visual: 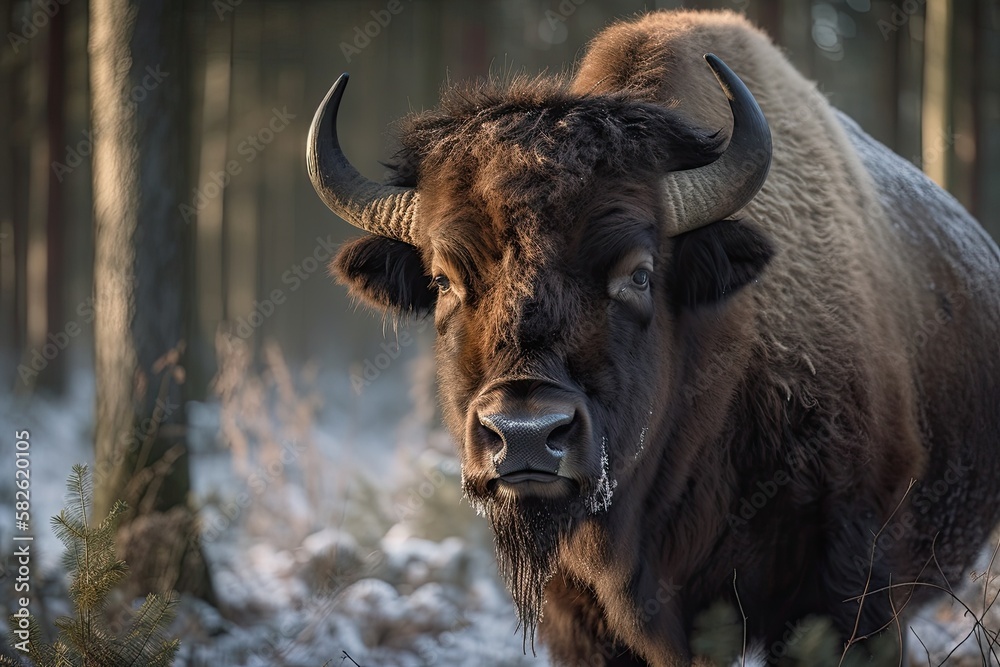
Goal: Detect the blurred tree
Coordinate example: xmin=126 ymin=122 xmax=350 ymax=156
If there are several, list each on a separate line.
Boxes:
xmin=40 ymin=1 xmax=67 ymax=393
xmin=90 ymin=0 xmax=214 ymax=602
xmin=0 ymin=0 xmax=17 ymax=368
xmin=923 ymin=0 xmax=952 ymax=190
xmin=7 ymin=0 xmax=68 ymax=393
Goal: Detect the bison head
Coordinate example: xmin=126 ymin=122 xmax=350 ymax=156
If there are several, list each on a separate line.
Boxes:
xmin=308 ymin=55 xmax=773 ymax=639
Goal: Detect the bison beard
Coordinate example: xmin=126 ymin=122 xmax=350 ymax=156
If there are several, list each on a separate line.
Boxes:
xmin=484 ymin=492 xmax=576 ymax=651
xmin=477 ymin=450 xmax=617 ymax=651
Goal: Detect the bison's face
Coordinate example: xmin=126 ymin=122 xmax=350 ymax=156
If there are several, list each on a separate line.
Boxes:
xmin=308 ymin=55 xmax=773 ymax=634
xmin=419 ymin=170 xmax=668 ymax=513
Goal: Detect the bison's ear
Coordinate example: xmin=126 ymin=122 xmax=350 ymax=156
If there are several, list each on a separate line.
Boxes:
xmin=670 ymin=219 xmax=774 ymax=310
xmin=332 ymin=235 xmax=435 ymax=316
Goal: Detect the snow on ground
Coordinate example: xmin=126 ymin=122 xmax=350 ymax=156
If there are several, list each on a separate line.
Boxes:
xmin=0 ymin=373 xmax=97 ymax=573
xmin=176 ymin=420 xmax=544 ymax=667
xmin=0 ymin=368 xmax=544 ymax=666
xmin=1 ymin=367 xmax=998 ymax=666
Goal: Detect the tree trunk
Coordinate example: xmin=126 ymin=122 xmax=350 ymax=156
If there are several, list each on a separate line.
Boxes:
xmin=0 ymin=0 xmax=17 ymax=368
xmin=41 ymin=3 xmax=67 ymax=393
xmin=90 ymin=0 xmax=213 ymax=602
xmin=922 ymin=0 xmax=953 ymax=189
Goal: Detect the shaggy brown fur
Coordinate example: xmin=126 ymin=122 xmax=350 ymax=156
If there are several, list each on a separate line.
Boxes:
xmin=328 ymin=10 xmax=1000 ymax=666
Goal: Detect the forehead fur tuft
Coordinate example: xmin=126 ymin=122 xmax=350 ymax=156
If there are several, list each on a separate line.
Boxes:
xmin=388 ymin=74 xmax=724 ymax=192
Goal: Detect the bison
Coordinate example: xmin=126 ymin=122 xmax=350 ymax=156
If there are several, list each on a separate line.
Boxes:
xmin=307 ymin=9 xmax=1000 ymax=666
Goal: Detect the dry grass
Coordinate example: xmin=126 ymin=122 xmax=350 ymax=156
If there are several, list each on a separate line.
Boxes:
xmin=211 ymin=332 xmax=327 ymax=546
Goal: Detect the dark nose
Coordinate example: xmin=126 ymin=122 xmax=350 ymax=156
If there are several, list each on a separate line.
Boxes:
xmin=479 ymin=411 xmax=574 ymax=476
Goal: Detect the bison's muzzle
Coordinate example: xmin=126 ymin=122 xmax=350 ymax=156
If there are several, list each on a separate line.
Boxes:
xmin=466 ymin=380 xmax=595 ymax=501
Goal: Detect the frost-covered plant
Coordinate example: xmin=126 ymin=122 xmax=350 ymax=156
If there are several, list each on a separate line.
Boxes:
xmin=2 ymin=464 xmax=179 ymax=667
xmin=211 ymin=334 xmax=325 ymax=542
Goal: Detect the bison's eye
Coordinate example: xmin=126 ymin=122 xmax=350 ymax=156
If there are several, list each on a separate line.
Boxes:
xmin=607 ymin=251 xmax=654 ymax=322
xmin=433 ymin=275 xmax=451 ymax=293
xmin=631 ymin=269 xmax=650 ymax=290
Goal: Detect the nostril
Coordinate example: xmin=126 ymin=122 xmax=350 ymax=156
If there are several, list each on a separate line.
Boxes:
xmin=477 ymin=420 xmax=504 ymax=451
xmin=546 ymin=421 xmax=573 ymax=454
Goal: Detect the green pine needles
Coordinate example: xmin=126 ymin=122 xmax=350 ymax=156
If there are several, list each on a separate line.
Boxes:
xmin=3 ymin=464 xmax=179 ymax=667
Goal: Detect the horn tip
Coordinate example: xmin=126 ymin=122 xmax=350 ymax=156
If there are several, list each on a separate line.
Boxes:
xmin=332 ymin=72 xmax=351 ymax=93
xmin=702 ymin=53 xmax=736 ymax=102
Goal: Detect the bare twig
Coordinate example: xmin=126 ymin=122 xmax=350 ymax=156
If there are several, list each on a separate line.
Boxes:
xmin=839 ymin=479 xmax=917 ymax=666
xmin=733 ymin=570 xmax=747 ymax=667
xmin=852 ymin=580 xmax=1000 ymax=666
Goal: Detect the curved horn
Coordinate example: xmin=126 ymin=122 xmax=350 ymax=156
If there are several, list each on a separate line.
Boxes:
xmin=307 ymin=73 xmax=419 ymax=243
xmin=662 ymin=54 xmax=772 ymax=235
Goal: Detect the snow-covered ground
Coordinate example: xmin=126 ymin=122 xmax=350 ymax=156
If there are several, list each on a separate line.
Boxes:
xmin=1 ymin=363 xmax=998 ymax=666
xmin=0 ymin=360 xmax=544 ymax=667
